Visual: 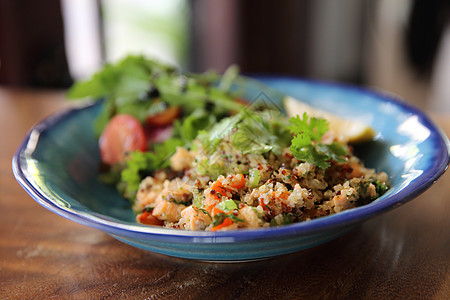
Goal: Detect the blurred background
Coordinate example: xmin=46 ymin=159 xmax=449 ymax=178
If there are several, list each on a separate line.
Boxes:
xmin=0 ymin=0 xmax=449 ymax=111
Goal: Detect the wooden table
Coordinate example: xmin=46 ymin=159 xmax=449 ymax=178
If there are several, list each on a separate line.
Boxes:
xmin=1 ymin=87 xmax=449 ymax=299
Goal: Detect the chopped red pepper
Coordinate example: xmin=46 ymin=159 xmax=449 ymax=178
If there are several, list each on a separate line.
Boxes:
xmin=211 ymin=217 xmax=233 ymax=231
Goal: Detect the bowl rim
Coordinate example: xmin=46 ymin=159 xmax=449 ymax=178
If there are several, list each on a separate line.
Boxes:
xmin=12 ymin=77 xmax=450 ymax=243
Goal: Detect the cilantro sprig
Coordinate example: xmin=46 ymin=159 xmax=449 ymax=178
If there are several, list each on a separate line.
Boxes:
xmin=196 ymin=109 xmax=348 ymax=170
xmin=288 ymin=113 xmax=348 ymax=169
xmin=198 ymin=109 xmax=291 ymax=155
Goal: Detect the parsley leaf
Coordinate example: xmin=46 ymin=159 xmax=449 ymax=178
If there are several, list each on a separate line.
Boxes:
xmin=289 ymin=113 xmax=348 ymax=169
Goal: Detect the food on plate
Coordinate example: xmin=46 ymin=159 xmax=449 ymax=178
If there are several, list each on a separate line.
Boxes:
xmin=68 ymin=56 xmax=389 ymax=231
xmin=133 ymin=110 xmax=389 ymax=230
xmin=283 ymin=95 xmax=375 ymax=144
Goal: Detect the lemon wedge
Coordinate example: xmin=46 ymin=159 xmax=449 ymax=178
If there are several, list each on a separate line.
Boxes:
xmin=283 ymin=96 xmax=375 ymax=144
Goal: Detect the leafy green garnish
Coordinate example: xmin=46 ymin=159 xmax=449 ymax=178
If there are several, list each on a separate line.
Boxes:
xmin=375 ymin=180 xmax=389 ymax=196
xmin=197 ymin=113 xmax=241 ymax=153
xmin=198 ymin=109 xmax=291 ymax=155
xmin=68 ymin=55 xmax=248 ymax=202
xmin=231 ymin=110 xmax=281 ymax=155
xmin=119 ymin=138 xmax=183 ymax=201
xmin=289 ymin=113 xmax=348 ymax=169
xmin=173 ymin=108 xmax=216 ymax=143
xmin=67 ymin=55 xmax=243 ymax=136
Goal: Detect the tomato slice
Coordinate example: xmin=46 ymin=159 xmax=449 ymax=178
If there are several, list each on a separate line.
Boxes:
xmin=146 ymin=106 xmax=180 ymax=126
xmin=99 ymin=114 xmax=147 ymax=165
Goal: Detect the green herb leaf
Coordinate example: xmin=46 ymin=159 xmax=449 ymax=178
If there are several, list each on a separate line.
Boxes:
xmin=119 ymin=137 xmax=184 ymax=201
xmin=288 ymin=112 xmax=328 ymax=141
xmin=173 ymin=108 xmax=216 ymax=143
xmin=231 ymin=110 xmax=277 ymax=154
xmin=68 ymin=55 xmax=243 ymax=139
xmin=289 ymin=113 xmax=348 ymax=169
xmin=197 ymin=113 xmax=242 ymax=153
xmin=199 ymin=109 xmax=291 ymax=156
xmin=375 ymin=180 xmax=389 ymax=196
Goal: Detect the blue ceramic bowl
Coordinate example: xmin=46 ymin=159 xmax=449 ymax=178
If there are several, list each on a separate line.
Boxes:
xmin=12 ymin=77 xmax=450 ymax=261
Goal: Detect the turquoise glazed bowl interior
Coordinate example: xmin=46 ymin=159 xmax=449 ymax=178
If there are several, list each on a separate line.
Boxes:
xmin=13 ymin=77 xmax=450 ymax=261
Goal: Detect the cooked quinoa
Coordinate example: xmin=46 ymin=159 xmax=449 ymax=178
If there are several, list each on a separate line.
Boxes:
xmin=134 ymin=120 xmax=389 ymax=231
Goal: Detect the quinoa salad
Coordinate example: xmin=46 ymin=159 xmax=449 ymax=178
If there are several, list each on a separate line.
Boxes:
xmin=133 ymin=111 xmax=389 ymax=231
xmin=67 ymin=56 xmax=389 ymax=232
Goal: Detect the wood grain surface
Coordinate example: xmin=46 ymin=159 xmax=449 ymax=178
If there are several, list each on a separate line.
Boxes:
xmin=1 ymin=87 xmax=449 ymax=299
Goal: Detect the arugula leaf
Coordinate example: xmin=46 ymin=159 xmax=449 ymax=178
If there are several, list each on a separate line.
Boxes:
xmin=115 ymin=101 xmax=156 ymax=123
xmin=93 ymin=98 xmax=116 ymax=137
xmin=289 ymin=113 xmax=348 ymax=169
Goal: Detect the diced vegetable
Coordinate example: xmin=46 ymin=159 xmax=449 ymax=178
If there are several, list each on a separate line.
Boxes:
xmin=99 ymin=114 xmax=147 ymax=165
xmin=137 ymin=211 xmax=164 ymax=226
xmin=229 ymin=174 xmax=246 ymax=189
xmin=249 ymin=169 xmax=261 ymax=188
xmin=217 ymin=199 xmax=238 ymax=212
xmin=211 ymin=217 xmax=233 ymax=231
xmin=146 ymin=106 xmax=180 ymax=126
